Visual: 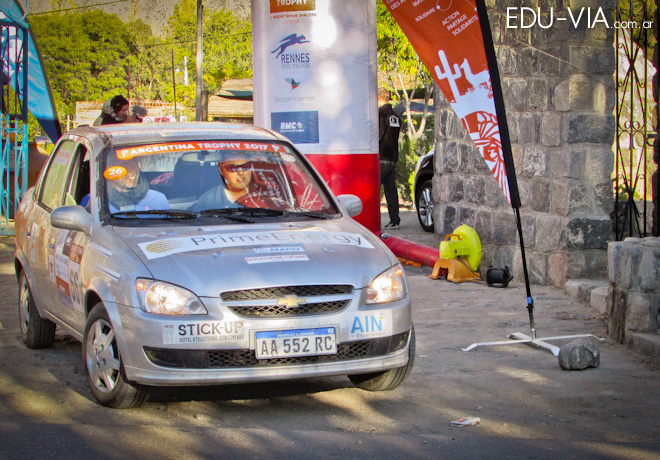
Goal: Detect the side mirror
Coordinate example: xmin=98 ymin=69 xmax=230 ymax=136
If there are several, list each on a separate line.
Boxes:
xmin=337 ymin=194 xmax=363 ymax=218
xmin=51 ymin=206 xmax=93 ymax=235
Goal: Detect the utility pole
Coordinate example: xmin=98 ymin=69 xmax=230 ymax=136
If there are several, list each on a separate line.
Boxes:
xmin=172 ymin=49 xmax=178 ymax=121
xmin=195 ymin=0 xmax=203 ymax=121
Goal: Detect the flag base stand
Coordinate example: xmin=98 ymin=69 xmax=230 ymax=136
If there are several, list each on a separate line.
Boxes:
xmin=462 ymin=332 xmax=605 ymax=356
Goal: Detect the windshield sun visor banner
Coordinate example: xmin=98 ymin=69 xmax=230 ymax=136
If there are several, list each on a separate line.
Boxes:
xmin=116 ymin=141 xmax=286 ymax=160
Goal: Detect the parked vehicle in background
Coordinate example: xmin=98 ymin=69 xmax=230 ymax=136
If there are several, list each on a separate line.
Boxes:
xmin=14 ymin=122 xmax=415 ymax=408
xmin=413 ymin=148 xmax=434 ymax=232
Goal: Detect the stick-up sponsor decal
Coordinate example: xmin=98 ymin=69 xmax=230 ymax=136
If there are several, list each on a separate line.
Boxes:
xmin=162 ymin=321 xmax=245 ymax=345
xmin=138 ymin=230 xmax=374 ymax=260
xmin=245 ymin=254 xmax=309 ymax=264
xmin=116 ymin=141 xmax=284 ymax=160
xmin=349 ymin=311 xmax=393 ymax=340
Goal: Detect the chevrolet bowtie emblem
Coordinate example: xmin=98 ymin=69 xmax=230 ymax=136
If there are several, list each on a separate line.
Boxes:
xmin=277 ymin=295 xmax=307 ymax=308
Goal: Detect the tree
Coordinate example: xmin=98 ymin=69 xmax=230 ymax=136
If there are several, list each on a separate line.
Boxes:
xmin=30 ymin=10 xmax=139 ymax=119
xmin=376 ymin=0 xmax=434 ymax=144
xmin=125 ymin=19 xmax=171 ymax=101
xmin=204 ymin=7 xmax=252 ymax=90
xmin=166 ymin=0 xmax=252 ymax=100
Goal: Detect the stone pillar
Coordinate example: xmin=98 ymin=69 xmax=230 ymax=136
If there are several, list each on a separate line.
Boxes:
xmin=433 ymin=0 xmax=616 ymax=286
xmin=607 ymin=237 xmax=660 ymax=343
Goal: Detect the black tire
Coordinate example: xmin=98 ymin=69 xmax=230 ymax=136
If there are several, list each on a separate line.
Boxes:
xmin=415 ymin=180 xmax=434 ymax=233
xmin=83 ymin=303 xmax=149 ymax=408
xmin=349 ymin=326 xmax=416 ymax=391
xmin=18 ymin=271 xmax=56 ymax=349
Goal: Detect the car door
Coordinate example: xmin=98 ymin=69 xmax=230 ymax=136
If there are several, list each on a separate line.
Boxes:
xmin=28 ymin=138 xmax=77 ymax=319
xmin=45 ymin=141 xmax=92 ymax=331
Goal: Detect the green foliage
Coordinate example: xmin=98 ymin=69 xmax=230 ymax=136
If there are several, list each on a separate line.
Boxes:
xmin=376 ymin=1 xmax=432 ymax=87
xmin=618 ymin=0 xmax=657 ymax=57
xmin=30 ymin=10 xmax=145 ymax=118
xmin=166 ymin=0 xmax=252 ymax=101
xmin=396 ymin=113 xmax=435 ymax=203
xmin=28 ymin=2 xmax=251 ymax=126
xmin=204 ymin=8 xmax=252 ymax=91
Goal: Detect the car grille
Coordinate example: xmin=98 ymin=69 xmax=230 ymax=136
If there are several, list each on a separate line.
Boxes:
xmin=221 ymin=285 xmax=353 ymax=301
xmin=220 ymin=285 xmax=354 ymax=318
xmin=144 ymin=331 xmax=410 ymax=369
xmin=227 ymin=300 xmax=351 ymax=318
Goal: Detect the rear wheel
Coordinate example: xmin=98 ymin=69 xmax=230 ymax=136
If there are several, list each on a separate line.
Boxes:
xmin=18 ymin=271 xmax=55 ymax=349
xmin=83 ymin=303 xmax=148 ymax=408
xmin=349 ymin=326 xmax=416 ymax=391
xmin=416 ymin=180 xmax=434 ymax=233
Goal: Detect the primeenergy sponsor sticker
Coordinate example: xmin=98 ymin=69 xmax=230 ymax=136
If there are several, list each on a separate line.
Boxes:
xmin=245 ymin=254 xmax=309 ymax=264
xmin=139 ymin=230 xmax=374 ymax=260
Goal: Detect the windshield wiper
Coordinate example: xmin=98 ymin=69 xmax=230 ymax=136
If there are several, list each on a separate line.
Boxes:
xmin=111 ymin=209 xmax=199 ymax=219
xmin=198 ymin=208 xmax=256 ymax=223
xmin=284 ymin=210 xmax=336 ymax=219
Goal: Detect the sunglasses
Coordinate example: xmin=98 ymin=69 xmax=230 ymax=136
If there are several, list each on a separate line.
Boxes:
xmin=222 ymin=162 xmax=252 ymax=173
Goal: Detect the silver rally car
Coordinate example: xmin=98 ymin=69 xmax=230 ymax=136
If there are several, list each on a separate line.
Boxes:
xmin=14 ymin=123 xmax=414 ymax=408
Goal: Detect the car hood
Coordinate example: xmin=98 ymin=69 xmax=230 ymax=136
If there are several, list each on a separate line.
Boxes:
xmin=112 ymin=219 xmax=396 ymax=297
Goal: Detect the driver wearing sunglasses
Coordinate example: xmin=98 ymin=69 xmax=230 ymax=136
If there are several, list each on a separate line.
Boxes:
xmin=190 ymin=151 xmax=263 ymax=211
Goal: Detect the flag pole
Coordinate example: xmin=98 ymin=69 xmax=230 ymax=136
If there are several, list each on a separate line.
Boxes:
xmin=473 ymin=0 xmax=535 ymax=335
xmin=463 ymin=0 xmax=603 ymax=353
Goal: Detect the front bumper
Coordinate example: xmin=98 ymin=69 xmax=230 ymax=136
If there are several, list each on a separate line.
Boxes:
xmin=114 ymin=294 xmax=412 ymax=386
xmin=126 ymin=335 xmax=411 ymax=386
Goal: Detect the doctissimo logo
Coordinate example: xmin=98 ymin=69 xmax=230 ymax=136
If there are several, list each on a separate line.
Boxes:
xmin=270 ymin=0 xmax=315 ymax=13
xmin=272 ymin=33 xmax=311 ymax=69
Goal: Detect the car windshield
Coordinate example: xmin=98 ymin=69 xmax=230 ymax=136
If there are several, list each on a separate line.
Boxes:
xmin=101 ymin=140 xmax=337 ymax=221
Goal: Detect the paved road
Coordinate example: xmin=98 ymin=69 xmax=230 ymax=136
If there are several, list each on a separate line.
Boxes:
xmin=1 ymin=212 xmax=659 ymax=459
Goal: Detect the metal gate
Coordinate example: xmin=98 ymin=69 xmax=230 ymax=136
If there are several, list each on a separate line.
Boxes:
xmin=0 ymin=17 xmax=29 ymax=235
xmin=613 ymin=1 xmax=658 ymax=240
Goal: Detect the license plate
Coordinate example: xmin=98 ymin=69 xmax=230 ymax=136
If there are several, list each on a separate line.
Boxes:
xmin=255 ymin=327 xmax=337 ymax=359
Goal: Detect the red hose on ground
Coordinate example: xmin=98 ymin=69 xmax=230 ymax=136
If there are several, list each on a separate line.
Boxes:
xmin=380 ymin=235 xmax=439 ymax=268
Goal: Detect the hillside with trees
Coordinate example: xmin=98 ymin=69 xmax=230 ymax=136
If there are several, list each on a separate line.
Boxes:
xmin=28 ymin=0 xmax=252 ymax=122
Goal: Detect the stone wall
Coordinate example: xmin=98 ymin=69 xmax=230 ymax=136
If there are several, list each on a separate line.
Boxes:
xmin=607 ymin=237 xmax=660 ymax=343
xmin=433 ymin=0 xmax=616 ymax=286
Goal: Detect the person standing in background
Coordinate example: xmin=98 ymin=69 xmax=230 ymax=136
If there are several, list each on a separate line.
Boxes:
xmin=94 ymin=95 xmax=130 ymax=125
xmin=378 ymin=87 xmax=402 ymax=230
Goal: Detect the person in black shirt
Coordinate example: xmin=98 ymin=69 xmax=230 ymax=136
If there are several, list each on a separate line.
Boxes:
xmin=378 ymin=87 xmax=402 ymax=229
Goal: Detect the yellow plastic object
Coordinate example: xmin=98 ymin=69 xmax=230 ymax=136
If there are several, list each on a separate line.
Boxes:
xmin=438 ymin=224 xmax=482 ymax=271
xmin=431 ymin=258 xmax=481 ymax=283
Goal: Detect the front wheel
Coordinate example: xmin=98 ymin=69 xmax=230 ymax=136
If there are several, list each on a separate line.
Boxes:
xmin=349 ymin=326 xmax=416 ymax=391
xmin=83 ymin=304 xmax=148 ymax=408
xmin=18 ymin=271 xmax=55 ymax=349
xmin=416 ymin=180 xmax=434 ymax=233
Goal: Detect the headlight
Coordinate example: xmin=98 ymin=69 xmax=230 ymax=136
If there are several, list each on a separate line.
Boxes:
xmin=135 ymin=279 xmax=207 ymax=315
xmin=366 ymin=265 xmax=407 ymax=304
